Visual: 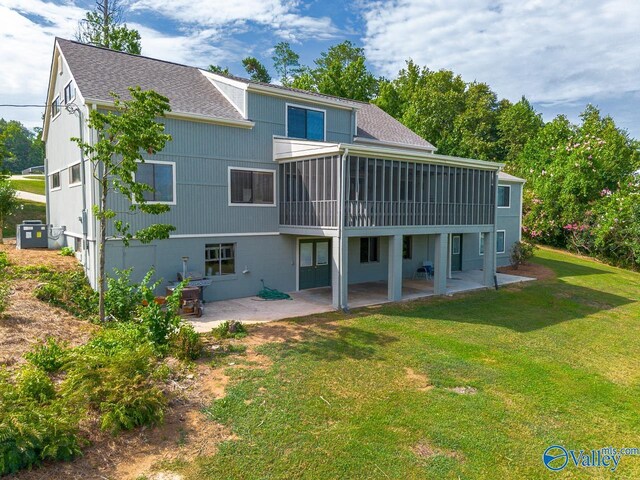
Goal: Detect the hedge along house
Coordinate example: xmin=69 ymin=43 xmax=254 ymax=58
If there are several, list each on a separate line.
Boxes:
xmin=43 ymin=38 xmax=525 ymax=310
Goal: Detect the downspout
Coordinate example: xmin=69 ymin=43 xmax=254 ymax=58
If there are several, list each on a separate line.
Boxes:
xmin=493 ymin=166 xmax=501 ymax=289
xmin=338 ymin=147 xmax=349 ymax=312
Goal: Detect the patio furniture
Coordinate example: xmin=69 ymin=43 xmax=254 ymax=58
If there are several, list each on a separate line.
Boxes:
xmin=415 ymin=261 xmax=434 ymax=280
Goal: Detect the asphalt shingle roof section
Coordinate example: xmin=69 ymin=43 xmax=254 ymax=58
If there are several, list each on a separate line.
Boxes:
xmin=56 ymin=38 xmax=244 ymax=122
xmin=356 ymin=103 xmax=436 ymax=150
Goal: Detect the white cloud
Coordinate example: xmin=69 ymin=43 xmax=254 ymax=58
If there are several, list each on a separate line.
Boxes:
xmin=130 ymin=0 xmax=337 ymax=41
xmin=361 ymin=0 xmax=640 ymax=105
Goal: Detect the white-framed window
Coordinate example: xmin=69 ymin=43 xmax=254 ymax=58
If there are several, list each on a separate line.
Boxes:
xmin=50 ymin=171 xmax=61 ymax=190
xmin=51 ymin=96 xmax=60 ymax=119
xmin=69 ymin=163 xmax=81 ymax=186
xmin=360 ymin=237 xmax=380 ymax=263
xmin=64 ymin=80 xmax=76 ymax=104
xmin=228 ymin=167 xmax=275 ymax=206
xmin=205 ymin=243 xmax=235 ymax=276
xmin=135 ymin=161 xmax=176 ymax=204
xmin=496 ymin=230 xmax=506 ymax=254
xmin=497 ymin=185 xmax=511 ymax=208
xmin=286 ymin=104 xmax=326 ymax=141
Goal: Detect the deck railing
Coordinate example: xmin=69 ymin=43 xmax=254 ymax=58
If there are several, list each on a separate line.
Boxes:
xmin=279 ymin=200 xmax=338 ymax=227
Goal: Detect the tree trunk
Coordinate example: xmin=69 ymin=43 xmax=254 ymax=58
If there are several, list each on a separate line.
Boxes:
xmin=0 ymin=215 xmax=4 ymax=244
xmin=98 ymin=176 xmax=107 ymax=322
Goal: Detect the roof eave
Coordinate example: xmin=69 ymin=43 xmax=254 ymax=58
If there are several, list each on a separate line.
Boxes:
xmin=353 ymin=135 xmax=437 ymax=153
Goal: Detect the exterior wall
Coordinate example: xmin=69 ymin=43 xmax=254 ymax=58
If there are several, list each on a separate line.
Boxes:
xmin=211 ymin=79 xmax=246 ymax=115
xmin=105 ymin=234 xmax=297 ymax=302
xmin=46 ymin=55 xmax=88 ymax=240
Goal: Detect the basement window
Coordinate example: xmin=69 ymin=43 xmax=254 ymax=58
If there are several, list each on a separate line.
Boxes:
xmin=205 ymin=243 xmax=235 ymax=276
xmin=69 ymin=163 xmax=81 ymax=185
xmin=50 ymin=171 xmax=61 ymax=190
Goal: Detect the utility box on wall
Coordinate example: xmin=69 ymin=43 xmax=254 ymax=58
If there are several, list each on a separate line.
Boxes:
xmin=16 ymin=221 xmax=48 ymax=249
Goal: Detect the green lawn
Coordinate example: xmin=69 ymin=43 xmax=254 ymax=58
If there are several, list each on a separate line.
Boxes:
xmin=175 ymin=249 xmax=640 ymax=479
xmin=9 ymin=176 xmax=45 ymax=195
xmin=2 ymin=200 xmax=46 ymax=238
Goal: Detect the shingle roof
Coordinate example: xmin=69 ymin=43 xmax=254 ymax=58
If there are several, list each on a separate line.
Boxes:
xmin=57 ymin=38 xmax=244 ymax=121
xmin=356 ymin=103 xmax=436 ymax=150
xmin=56 ymin=38 xmax=436 ymax=150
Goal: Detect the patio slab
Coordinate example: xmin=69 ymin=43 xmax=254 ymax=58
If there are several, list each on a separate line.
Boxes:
xmin=191 ymin=270 xmax=535 ymax=332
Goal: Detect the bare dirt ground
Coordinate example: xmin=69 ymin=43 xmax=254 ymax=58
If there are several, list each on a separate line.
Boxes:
xmin=0 ymin=241 xmax=96 ymax=368
xmin=498 ymin=261 xmax=555 ymax=281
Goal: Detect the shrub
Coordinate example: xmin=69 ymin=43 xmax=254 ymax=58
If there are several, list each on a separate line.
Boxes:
xmin=509 ymin=241 xmax=535 ymax=269
xmin=104 ymin=268 xmax=154 ymax=322
xmin=34 ymin=268 xmax=98 ymax=319
xmin=137 ymin=282 xmax=183 ymax=348
xmin=0 ymin=251 xmax=9 ymax=271
xmin=17 ymin=365 xmax=55 ymax=402
xmin=25 ymin=337 xmax=68 ymax=373
xmin=0 ymin=280 xmax=8 ymax=317
xmin=0 ymin=370 xmax=82 ymax=475
xmin=171 ymin=323 xmax=203 ymax=360
xmin=59 ymin=246 xmax=75 ymax=257
xmin=211 ymin=320 xmax=247 ymax=339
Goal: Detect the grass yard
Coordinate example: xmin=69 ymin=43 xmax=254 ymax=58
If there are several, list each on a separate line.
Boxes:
xmin=173 ymin=248 xmax=640 ymax=479
xmin=2 ymin=200 xmax=46 ymax=239
xmin=9 ymin=176 xmax=46 ymax=195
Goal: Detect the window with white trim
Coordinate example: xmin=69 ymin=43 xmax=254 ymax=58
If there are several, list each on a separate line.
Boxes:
xmin=64 ymin=81 xmax=76 ymax=104
xmin=50 ymin=172 xmax=60 ymax=190
xmin=205 ymin=243 xmax=235 ymax=276
xmin=497 ymin=185 xmax=511 ymax=207
xmin=496 ymin=230 xmax=506 ymax=254
xmin=69 ymin=163 xmax=81 ymax=185
xmin=51 ymin=96 xmax=60 ymax=118
xmin=136 ymin=162 xmax=175 ymax=203
xmin=287 ymin=105 xmax=325 ymax=141
xmin=230 ymin=169 xmax=275 ymax=205
xmin=360 ymin=237 xmax=379 ymax=263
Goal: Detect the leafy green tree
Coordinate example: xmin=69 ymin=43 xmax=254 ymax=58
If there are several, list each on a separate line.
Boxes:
xmin=207 ymin=65 xmax=231 ymax=75
xmin=452 ymin=81 xmax=499 ymax=160
xmin=0 ymin=178 xmax=19 ymax=244
xmin=76 ymin=0 xmax=141 ymax=54
xmin=497 ymin=96 xmax=544 ymax=165
xmin=303 ymin=41 xmax=378 ymax=101
xmin=0 ymin=120 xmax=44 ymax=173
xmin=72 ymin=87 xmax=174 ymax=322
xmin=272 ymin=42 xmax=301 ymax=86
xmin=242 ymin=56 xmax=271 ymax=83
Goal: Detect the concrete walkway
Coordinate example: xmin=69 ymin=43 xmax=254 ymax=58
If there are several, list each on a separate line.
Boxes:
xmin=15 ymin=191 xmax=46 ymax=203
xmin=191 ymin=270 xmax=535 ymax=333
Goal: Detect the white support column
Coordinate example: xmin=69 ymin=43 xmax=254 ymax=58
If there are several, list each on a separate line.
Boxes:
xmin=332 ymin=235 xmax=349 ymax=310
xmin=483 ymin=231 xmax=496 ymax=287
xmin=387 ymin=234 xmax=403 ymax=301
xmin=433 ymin=233 xmax=448 ymax=295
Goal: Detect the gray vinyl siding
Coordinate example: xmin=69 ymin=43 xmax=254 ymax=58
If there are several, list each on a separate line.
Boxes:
xmin=105 ymin=234 xmax=297 ymax=301
xmin=210 ymin=79 xmax=246 ymax=115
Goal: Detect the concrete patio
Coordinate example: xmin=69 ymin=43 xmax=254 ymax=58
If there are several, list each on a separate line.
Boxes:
xmin=191 ymin=270 xmax=535 ymax=332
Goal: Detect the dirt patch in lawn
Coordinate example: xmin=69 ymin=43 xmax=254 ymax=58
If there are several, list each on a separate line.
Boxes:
xmin=412 ymin=440 xmax=464 ymax=461
xmin=404 ymin=367 xmax=433 ymax=392
xmin=498 ymin=261 xmax=555 ymax=281
xmin=0 ymin=241 xmax=96 ymax=369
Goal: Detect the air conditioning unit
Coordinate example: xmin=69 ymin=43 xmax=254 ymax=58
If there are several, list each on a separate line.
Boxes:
xmin=16 ymin=221 xmax=48 ymax=249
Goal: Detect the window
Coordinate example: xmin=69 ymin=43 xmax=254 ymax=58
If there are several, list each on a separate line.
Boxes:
xmin=69 ymin=163 xmax=81 ymax=185
xmin=64 ymin=81 xmax=75 ymax=104
xmin=50 ymin=171 xmax=60 ymax=190
xmin=135 ymin=161 xmax=175 ymax=203
xmin=205 ymin=243 xmax=235 ymax=276
xmin=229 ymin=168 xmax=275 ymax=205
xmin=287 ymin=105 xmax=325 ymax=141
xmin=497 ymin=185 xmax=511 ymax=208
xmin=479 ymin=234 xmax=484 ymax=256
xmin=51 ymin=96 xmax=60 ymax=118
xmin=452 ymin=235 xmax=461 ymax=255
xmin=403 ymin=235 xmax=412 ymax=260
xmin=360 ymin=237 xmax=379 ymax=263
xmin=496 ymin=230 xmax=506 ymax=254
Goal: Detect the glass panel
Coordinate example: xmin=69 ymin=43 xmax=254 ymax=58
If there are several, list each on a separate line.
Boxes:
xmin=307 ymin=109 xmax=324 ymax=141
xmin=316 ymin=242 xmax=329 ymax=266
xmin=300 ymin=243 xmax=313 ymax=267
xmin=360 ymin=237 xmax=369 ymax=263
xmin=230 ymin=170 xmax=252 ymax=203
xmin=370 ymin=237 xmax=379 ymax=262
xmin=479 ymin=234 xmax=484 ymax=255
xmin=253 ymin=171 xmax=274 ymax=204
xmin=154 ymin=164 xmax=173 ymax=202
xmin=403 ymin=236 xmax=412 ymax=259
xmin=498 ymin=186 xmax=510 ymax=207
xmin=452 ymin=235 xmax=461 ymax=255
xmin=497 ymin=231 xmax=505 ymax=253
xmin=287 ymin=106 xmax=306 ymax=139
xmin=136 ymin=163 xmax=155 ymax=201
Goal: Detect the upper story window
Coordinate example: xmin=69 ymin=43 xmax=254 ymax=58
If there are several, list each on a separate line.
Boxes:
xmin=69 ymin=163 xmax=81 ymax=185
xmin=497 ymin=185 xmax=511 ymax=208
xmin=287 ymin=105 xmax=325 ymax=141
xmin=50 ymin=171 xmax=61 ymax=190
xmin=51 ymin=96 xmax=60 ymax=119
xmin=64 ymin=81 xmax=76 ymax=104
xmin=229 ymin=168 xmax=275 ymax=206
xmin=135 ymin=161 xmax=176 ymax=204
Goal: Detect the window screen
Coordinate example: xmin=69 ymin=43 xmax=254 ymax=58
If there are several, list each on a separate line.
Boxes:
xmin=230 ymin=169 xmax=274 ymax=205
xmin=498 ymin=186 xmax=510 ymax=207
xmin=136 ymin=162 xmax=174 ymax=203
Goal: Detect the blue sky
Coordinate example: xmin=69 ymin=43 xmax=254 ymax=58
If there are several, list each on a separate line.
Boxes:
xmin=0 ymin=0 xmax=638 ymax=140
